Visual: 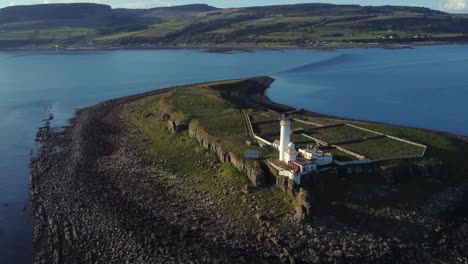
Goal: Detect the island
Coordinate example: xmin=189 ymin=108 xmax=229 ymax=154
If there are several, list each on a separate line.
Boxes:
xmin=2 ymin=3 xmax=468 ymax=50
xmin=30 ymin=77 xmax=468 ymax=263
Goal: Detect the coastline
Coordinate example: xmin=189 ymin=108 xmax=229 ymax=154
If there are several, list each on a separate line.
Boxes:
xmin=29 ymin=78 xmax=291 ymax=263
xmin=2 ymin=40 xmax=468 ymax=53
xmin=30 ymin=77 xmax=468 ymax=263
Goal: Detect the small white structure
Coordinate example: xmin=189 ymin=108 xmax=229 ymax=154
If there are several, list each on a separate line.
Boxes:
xmin=272 ymin=140 xmax=281 ymax=150
xmin=279 ymin=170 xmax=301 ymax=185
xmin=299 ymin=148 xmax=315 ymax=160
xmin=284 ymin=142 xmax=297 ymax=163
xmin=299 ymin=148 xmax=333 ymax=166
xmin=313 ymin=149 xmax=333 ymax=165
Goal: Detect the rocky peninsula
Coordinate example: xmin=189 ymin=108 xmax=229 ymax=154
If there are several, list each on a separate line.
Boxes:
xmin=30 ymin=77 xmax=468 ymax=263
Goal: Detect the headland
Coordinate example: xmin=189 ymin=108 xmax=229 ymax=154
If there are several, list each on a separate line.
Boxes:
xmin=30 ymin=77 xmax=468 ymax=263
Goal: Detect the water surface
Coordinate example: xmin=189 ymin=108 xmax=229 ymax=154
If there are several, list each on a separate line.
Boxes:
xmin=1 ymin=46 xmax=467 ymax=263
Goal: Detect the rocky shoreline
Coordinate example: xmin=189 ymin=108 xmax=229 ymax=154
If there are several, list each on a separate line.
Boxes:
xmin=30 ymin=79 xmax=468 ymax=263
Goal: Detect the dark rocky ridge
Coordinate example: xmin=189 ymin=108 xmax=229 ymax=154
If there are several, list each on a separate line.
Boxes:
xmin=30 ymin=77 xmax=468 ymax=263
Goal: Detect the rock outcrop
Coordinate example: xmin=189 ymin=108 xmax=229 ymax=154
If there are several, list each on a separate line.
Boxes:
xmin=161 ymin=110 xmax=267 ymax=187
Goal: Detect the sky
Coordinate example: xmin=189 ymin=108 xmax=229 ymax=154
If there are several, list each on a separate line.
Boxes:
xmin=1 ymin=0 xmax=467 ymax=13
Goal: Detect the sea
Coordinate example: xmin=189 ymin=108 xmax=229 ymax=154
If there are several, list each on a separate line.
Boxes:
xmin=1 ymin=45 xmax=467 ymax=263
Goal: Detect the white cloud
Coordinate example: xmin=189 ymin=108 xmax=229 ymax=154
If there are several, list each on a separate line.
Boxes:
xmin=442 ymin=0 xmax=467 ymax=11
xmin=9 ymin=2 xmax=15 ymax=6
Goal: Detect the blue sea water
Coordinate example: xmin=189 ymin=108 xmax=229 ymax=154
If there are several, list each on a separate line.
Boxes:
xmin=0 ymin=46 xmax=467 ymax=263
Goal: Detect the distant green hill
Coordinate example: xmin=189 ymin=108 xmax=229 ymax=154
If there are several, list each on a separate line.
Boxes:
xmin=0 ymin=3 xmax=111 ymax=21
xmin=1 ymin=2 xmax=468 ymax=49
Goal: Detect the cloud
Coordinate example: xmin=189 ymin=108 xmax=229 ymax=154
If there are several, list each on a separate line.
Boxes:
xmin=442 ymin=0 xmax=467 ymax=11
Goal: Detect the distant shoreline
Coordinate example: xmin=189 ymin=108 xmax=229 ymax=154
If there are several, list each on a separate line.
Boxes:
xmin=2 ymin=41 xmax=468 ymax=53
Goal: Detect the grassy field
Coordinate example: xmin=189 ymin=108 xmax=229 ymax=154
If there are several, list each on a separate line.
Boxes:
xmin=248 ymin=110 xmax=280 ymax=122
xmin=160 ymin=81 xmax=258 ymax=158
xmin=94 ymin=30 xmax=146 ymax=41
xmin=305 ymin=124 xmax=379 ymax=143
xmin=0 ymin=27 xmax=90 ymax=41
xmin=340 ymin=137 xmax=425 ymax=159
xmin=133 ymin=18 xmax=193 ymax=38
xmin=249 ymin=111 xmax=429 ymax=162
xmin=289 ymin=115 xmax=468 ymax=175
xmin=347 ymin=120 xmax=468 ymax=175
xmin=291 ymin=115 xmax=343 ymax=126
xmin=250 ymin=113 xmax=318 ymax=135
xmin=124 ymin=92 xmax=293 ymax=228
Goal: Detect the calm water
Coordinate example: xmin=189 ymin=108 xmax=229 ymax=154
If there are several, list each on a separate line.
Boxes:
xmin=1 ymin=46 xmax=467 ymax=263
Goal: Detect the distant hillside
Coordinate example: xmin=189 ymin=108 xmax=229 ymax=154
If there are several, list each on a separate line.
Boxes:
xmin=143 ymin=4 xmax=218 ymax=18
xmin=0 ymin=2 xmax=467 ymax=49
xmin=0 ymin=3 xmax=112 ymax=22
xmin=149 ymin=4 xmax=217 ymax=13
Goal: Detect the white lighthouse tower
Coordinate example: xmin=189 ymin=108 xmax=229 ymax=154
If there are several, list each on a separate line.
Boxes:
xmin=279 ymin=114 xmax=291 ymax=161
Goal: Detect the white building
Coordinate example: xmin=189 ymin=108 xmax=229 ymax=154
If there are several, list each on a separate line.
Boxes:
xmin=274 ymin=114 xmax=334 ymax=185
xmin=298 ymin=148 xmax=333 ymax=166
xmin=279 ymin=170 xmax=302 ymax=185
xmin=299 ymin=148 xmax=314 ymax=160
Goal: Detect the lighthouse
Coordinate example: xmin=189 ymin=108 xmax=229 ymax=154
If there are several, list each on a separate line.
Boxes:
xmin=279 ymin=114 xmax=291 ymax=161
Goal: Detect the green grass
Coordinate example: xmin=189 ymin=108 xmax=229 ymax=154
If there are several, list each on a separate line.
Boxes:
xmin=95 ymin=30 xmax=146 ymax=41
xmin=248 ymin=110 xmax=280 ymax=122
xmin=123 ymin=92 xmax=293 ymax=228
xmin=134 ymin=18 xmax=193 ymax=38
xmin=305 ymin=124 xmax=379 ymax=143
xmin=431 ymin=33 xmax=466 ymax=38
xmin=0 ymin=30 xmax=33 ymax=40
xmin=160 ymin=82 xmax=252 ymax=157
xmin=253 ymin=122 xmax=279 ymax=134
xmin=256 ymin=31 xmax=305 ymax=41
xmin=346 ymin=120 xmax=468 ymax=180
xmin=0 ymin=27 xmax=90 ymax=41
xmin=340 ymin=137 xmax=425 ymax=159
xmin=291 ymin=115 xmax=343 ymax=126
xmin=252 ymin=112 xmax=430 ymax=161
xmin=250 ymin=113 xmax=318 ymax=135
